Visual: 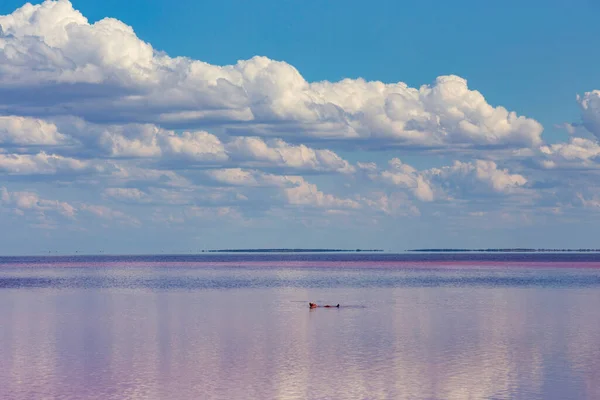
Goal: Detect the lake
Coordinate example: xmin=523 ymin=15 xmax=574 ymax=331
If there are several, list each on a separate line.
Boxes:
xmin=1 ymin=253 xmax=600 ymax=399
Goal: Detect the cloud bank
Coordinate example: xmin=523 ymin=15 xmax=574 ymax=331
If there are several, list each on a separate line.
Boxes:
xmin=0 ymin=0 xmax=598 ymax=249
xmin=0 ymin=0 xmax=543 ymax=150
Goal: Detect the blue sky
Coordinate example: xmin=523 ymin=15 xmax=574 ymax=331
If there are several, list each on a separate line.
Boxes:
xmin=0 ymin=0 xmax=599 ymax=254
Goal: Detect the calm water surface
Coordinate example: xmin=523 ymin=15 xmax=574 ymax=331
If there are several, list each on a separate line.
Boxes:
xmin=1 ymin=254 xmax=600 ymax=400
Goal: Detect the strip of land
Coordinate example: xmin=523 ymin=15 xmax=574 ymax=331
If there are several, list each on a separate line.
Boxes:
xmin=204 ymin=249 xmax=384 ymax=253
xmin=407 ymin=248 xmax=600 ymax=252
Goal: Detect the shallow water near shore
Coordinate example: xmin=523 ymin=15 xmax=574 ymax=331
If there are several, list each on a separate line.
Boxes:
xmin=1 ymin=254 xmax=600 ymax=400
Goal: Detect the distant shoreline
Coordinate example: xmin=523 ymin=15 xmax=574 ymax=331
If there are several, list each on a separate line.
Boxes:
xmin=407 ymin=249 xmax=600 ymax=253
xmin=203 ymin=249 xmax=384 ymax=253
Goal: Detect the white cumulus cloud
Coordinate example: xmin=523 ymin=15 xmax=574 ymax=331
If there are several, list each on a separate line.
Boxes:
xmin=370 ymin=158 xmax=527 ymax=201
xmin=206 ymin=168 xmax=302 ymax=187
xmin=428 ymin=160 xmax=527 ymax=195
xmin=539 ymin=137 xmax=600 ymax=169
xmin=0 ymin=152 xmax=91 ymax=174
xmin=379 ymin=158 xmax=436 ymax=202
xmin=0 ymin=1 xmax=543 ymax=151
xmin=225 ymin=137 xmax=354 ymax=173
xmin=0 ymin=116 xmax=67 ymax=146
xmin=284 ymin=181 xmax=361 ymax=210
xmin=578 ymin=90 xmax=600 ymax=139
xmin=0 ymin=186 xmax=76 ymax=218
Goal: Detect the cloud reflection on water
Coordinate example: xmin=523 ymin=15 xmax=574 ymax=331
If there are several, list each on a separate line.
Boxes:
xmin=1 ymin=269 xmax=600 ymax=399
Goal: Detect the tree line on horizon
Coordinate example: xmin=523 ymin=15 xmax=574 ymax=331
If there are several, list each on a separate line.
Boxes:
xmin=203 ymin=248 xmax=384 ymax=253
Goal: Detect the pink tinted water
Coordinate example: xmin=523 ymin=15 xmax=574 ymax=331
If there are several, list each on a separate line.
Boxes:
xmin=1 ymin=255 xmax=600 ymax=400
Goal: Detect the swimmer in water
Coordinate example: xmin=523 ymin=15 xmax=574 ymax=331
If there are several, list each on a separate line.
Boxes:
xmin=309 ymin=303 xmax=339 ymax=308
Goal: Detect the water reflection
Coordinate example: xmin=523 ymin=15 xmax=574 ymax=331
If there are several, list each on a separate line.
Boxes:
xmin=1 ymin=268 xmax=600 ymax=399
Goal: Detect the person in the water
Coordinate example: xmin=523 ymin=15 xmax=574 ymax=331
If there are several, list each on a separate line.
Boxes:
xmin=309 ymin=302 xmax=339 ymax=308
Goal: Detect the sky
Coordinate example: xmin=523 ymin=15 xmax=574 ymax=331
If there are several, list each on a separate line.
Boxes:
xmin=0 ymin=0 xmax=600 ymax=254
